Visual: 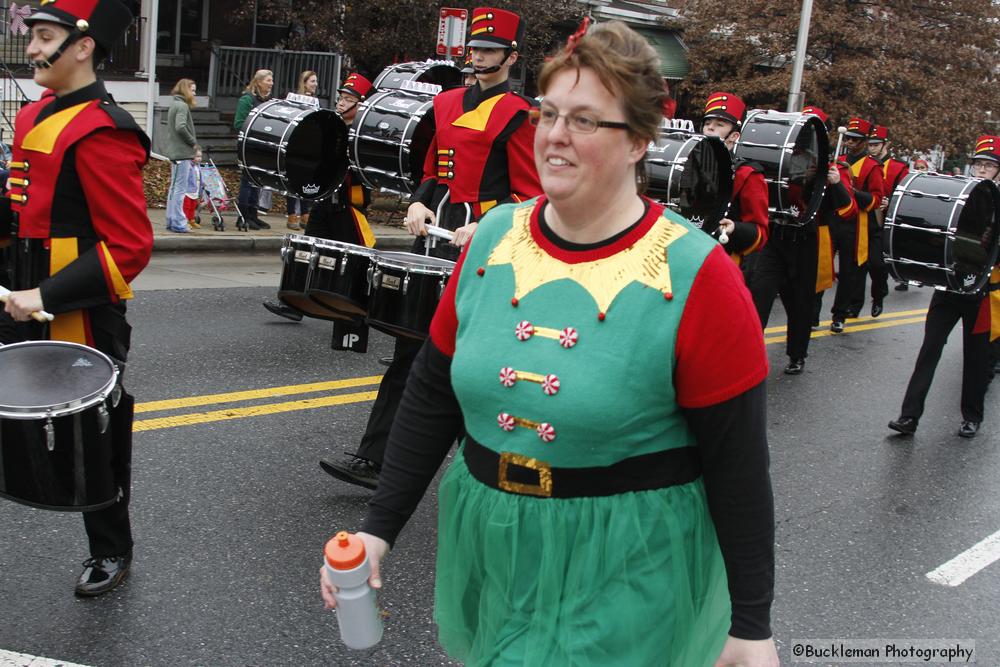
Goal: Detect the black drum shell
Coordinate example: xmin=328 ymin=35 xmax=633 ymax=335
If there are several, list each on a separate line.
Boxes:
xmin=734 ymin=111 xmax=829 ymax=226
xmin=645 ymin=132 xmax=733 ymax=232
xmin=883 ymin=173 xmax=1000 ymax=294
xmin=306 ymin=242 xmax=376 ymax=319
xmin=349 ymin=90 xmax=436 ymax=195
xmin=372 ymin=61 xmax=463 ymax=92
xmin=276 ymin=235 xmax=345 ymax=321
xmin=239 ymin=100 xmax=349 ymax=200
xmin=366 ymin=253 xmax=454 ymax=339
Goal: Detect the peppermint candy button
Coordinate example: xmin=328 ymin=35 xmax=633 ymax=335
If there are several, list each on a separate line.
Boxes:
xmin=515 ymin=320 xmax=534 ymax=341
xmin=497 ymin=412 xmax=516 ymax=432
xmin=499 ymin=367 xmax=517 ymax=387
xmin=559 ymin=327 xmax=578 ymax=348
xmin=541 ymin=374 xmax=560 ymax=396
xmin=536 ymin=422 xmax=556 ymax=442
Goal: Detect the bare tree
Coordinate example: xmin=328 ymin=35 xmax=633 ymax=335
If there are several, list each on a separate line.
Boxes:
xmin=674 ymin=0 xmax=1000 ymax=156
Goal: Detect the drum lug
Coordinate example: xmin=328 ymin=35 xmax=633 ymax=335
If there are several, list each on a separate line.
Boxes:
xmin=367 ymin=265 xmax=376 ymax=294
xmin=372 ymin=269 xmax=382 ymax=293
xmin=339 ymin=254 xmax=348 ymax=276
xmin=44 ymin=417 xmax=55 ymax=451
xmin=438 ymin=277 xmax=447 ymax=299
xmin=111 ymin=384 xmax=122 ymax=408
xmin=97 ymin=404 xmax=110 ymax=434
xmin=403 ymin=273 xmax=410 ymax=295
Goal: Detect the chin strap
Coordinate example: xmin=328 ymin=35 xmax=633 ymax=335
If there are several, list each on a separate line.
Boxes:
xmin=473 ymin=49 xmax=514 ymax=76
xmin=30 ymin=29 xmax=82 ymax=69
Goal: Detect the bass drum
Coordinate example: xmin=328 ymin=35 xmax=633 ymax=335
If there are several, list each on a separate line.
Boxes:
xmin=645 ymin=131 xmax=732 ymax=232
xmin=733 ymin=110 xmax=829 ymax=226
xmin=349 ymin=90 xmax=436 ymax=195
xmin=883 ymin=173 xmax=1000 ymax=294
xmin=239 ymin=98 xmax=349 ymax=200
xmin=372 ymin=61 xmax=462 ymax=92
xmin=0 ymin=341 xmax=120 ymax=511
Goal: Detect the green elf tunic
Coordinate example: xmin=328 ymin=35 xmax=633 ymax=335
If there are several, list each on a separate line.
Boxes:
xmin=364 ymin=196 xmax=772 ymax=666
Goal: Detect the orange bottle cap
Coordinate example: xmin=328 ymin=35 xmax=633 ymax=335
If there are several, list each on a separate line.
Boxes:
xmin=325 ymin=531 xmax=366 ymax=570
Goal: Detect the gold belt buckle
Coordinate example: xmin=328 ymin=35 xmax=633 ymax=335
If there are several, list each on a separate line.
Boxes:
xmin=497 ymin=452 xmax=553 ymax=498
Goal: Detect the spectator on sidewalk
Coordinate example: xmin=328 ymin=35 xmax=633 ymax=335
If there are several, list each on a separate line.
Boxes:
xmin=285 ymin=70 xmax=319 ymax=231
xmin=163 ymin=78 xmax=199 ymax=233
xmin=234 ymin=69 xmax=273 ymax=230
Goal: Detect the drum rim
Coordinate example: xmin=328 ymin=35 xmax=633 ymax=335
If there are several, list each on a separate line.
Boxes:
xmin=0 ymin=340 xmax=118 ymax=418
xmin=373 ymin=251 xmax=456 ymax=274
xmin=313 ymin=239 xmax=378 ymax=255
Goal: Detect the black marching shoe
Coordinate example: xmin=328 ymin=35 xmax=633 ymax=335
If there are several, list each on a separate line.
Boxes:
xmin=894 ymin=283 xmax=909 ymax=292
xmin=255 ymin=219 xmax=271 ymax=230
xmin=320 ymin=454 xmax=380 ymax=490
xmin=377 ymin=356 xmax=394 ymax=367
xmin=958 ymin=421 xmax=980 ymax=438
xmin=830 ymin=319 xmax=845 ymax=334
xmin=871 ymin=299 xmax=883 ymax=318
xmin=75 ymin=555 xmax=131 ymax=597
xmin=888 ymin=416 xmax=918 ymax=435
xmin=784 ymin=358 xmax=805 ymax=375
xmin=263 ymin=299 xmax=303 ymax=322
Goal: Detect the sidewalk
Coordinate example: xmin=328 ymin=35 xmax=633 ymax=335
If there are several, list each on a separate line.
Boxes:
xmin=149 ymin=206 xmax=414 ymax=252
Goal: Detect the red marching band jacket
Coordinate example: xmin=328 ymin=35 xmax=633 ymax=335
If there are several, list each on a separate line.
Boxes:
xmin=415 ymin=83 xmax=541 ymax=223
xmin=815 ymin=161 xmax=859 ymax=292
xmin=725 ymin=161 xmax=769 ymax=265
xmin=8 ymin=86 xmax=152 ymax=350
xmin=881 ymin=158 xmax=909 ymax=199
xmin=845 ymin=154 xmax=886 ymax=265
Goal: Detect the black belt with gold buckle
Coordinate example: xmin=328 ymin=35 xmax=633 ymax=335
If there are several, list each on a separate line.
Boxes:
xmin=462 ymin=436 xmax=701 ymax=499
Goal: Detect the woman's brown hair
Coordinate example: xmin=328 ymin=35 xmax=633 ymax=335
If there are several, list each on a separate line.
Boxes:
xmin=537 ymin=21 xmax=665 ymax=146
xmin=170 ymin=78 xmax=196 ymax=108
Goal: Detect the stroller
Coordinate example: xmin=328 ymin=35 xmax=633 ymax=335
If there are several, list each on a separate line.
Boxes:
xmin=194 ymin=155 xmax=248 ymax=231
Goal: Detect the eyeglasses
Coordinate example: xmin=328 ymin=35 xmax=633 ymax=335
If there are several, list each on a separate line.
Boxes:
xmin=529 ymin=106 xmax=630 ymax=134
xmin=972 ymin=159 xmax=998 ymax=170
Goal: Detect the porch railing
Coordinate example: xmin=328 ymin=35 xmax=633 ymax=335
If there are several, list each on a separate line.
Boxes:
xmin=0 ymin=61 xmax=30 ymax=143
xmin=208 ymin=46 xmax=342 ymax=106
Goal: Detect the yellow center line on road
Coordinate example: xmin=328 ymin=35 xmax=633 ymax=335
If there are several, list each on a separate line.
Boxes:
xmin=133 ymin=390 xmax=379 ymax=432
xmin=134 ymin=376 xmax=384 ymax=413
xmin=132 ymin=308 xmax=930 ymax=433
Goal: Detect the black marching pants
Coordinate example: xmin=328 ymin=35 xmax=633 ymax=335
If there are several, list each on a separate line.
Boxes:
xmin=850 ymin=217 xmax=888 ymax=312
xmin=830 ymin=219 xmax=863 ymax=319
xmin=899 ymin=291 xmax=990 ymax=423
xmin=749 ymin=229 xmax=818 ymax=361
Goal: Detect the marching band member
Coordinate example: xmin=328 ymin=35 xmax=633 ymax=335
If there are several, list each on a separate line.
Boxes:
xmin=888 ymin=135 xmax=999 ymax=439
xmin=1 ymin=0 xmax=152 ymax=596
xmin=262 ymin=72 xmax=376 ymax=324
xmin=749 ymin=106 xmax=858 ymax=374
xmin=322 ymin=22 xmax=777 ymax=666
xmin=321 ymin=7 xmax=542 ymax=489
xmin=863 ymin=124 xmax=910 ymax=305
xmin=828 ymin=117 xmax=885 ymax=332
xmin=700 ymin=92 xmax=769 ymax=270
xmin=868 ymin=125 xmax=913 ymax=293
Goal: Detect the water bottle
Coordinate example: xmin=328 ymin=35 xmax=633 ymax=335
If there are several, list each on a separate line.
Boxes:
xmin=323 ymin=531 xmax=383 ymax=649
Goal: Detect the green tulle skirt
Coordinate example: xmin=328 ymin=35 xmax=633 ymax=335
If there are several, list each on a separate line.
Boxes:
xmin=433 ymin=450 xmax=731 ymax=666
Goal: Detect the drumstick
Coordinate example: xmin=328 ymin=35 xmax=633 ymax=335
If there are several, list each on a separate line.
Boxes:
xmin=833 ymin=126 xmax=846 ymax=162
xmin=718 ymin=226 xmax=729 ymax=244
xmin=425 ymin=226 xmax=455 ymax=242
xmin=0 ymin=286 xmax=55 ymax=322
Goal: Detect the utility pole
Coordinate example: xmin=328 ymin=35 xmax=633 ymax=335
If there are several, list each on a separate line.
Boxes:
xmin=786 ymin=0 xmax=814 ymax=113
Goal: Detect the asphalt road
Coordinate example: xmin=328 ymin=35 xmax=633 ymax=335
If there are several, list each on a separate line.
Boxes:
xmin=1 ymin=252 xmax=997 ymax=666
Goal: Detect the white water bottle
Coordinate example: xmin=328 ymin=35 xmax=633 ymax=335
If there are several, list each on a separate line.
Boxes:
xmin=324 ymin=531 xmax=383 ymax=650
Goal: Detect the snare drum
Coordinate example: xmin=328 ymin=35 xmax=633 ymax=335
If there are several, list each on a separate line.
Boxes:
xmin=372 ymin=61 xmax=462 ymax=92
xmin=349 ymin=90 xmax=436 ymax=195
xmin=239 ymin=98 xmax=349 ymax=200
xmin=306 ymin=240 xmax=378 ymax=318
xmin=367 ymin=252 xmax=455 ymax=339
xmin=276 ymin=234 xmax=342 ymax=321
xmin=0 ymin=341 xmax=120 ymax=511
xmin=645 ymin=131 xmax=733 ymax=232
xmin=884 ymin=173 xmax=1000 ymax=294
xmin=733 ymin=110 xmax=829 ymax=226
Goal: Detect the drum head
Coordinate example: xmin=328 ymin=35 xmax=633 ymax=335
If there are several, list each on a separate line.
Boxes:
xmin=0 ymin=341 xmax=117 ymax=417
xmin=952 ymin=178 xmax=1000 ymax=288
xmin=373 ymin=62 xmax=463 ymax=91
xmin=351 ymin=91 xmax=436 ymax=194
xmin=284 ymin=109 xmax=349 ymax=199
xmin=645 ymin=133 xmax=733 ymax=231
xmin=375 ymin=251 xmax=455 ymax=274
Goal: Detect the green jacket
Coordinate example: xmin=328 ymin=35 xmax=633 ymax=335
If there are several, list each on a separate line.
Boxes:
xmin=163 ymin=96 xmax=197 ymax=160
xmin=234 ymin=92 xmax=267 ymax=131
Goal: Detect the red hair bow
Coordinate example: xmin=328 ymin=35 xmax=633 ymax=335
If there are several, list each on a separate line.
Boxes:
xmin=564 ymin=17 xmax=591 ymax=54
